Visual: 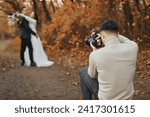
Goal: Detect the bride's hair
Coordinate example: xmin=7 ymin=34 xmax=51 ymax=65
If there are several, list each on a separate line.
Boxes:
xmin=22 ymin=2 xmax=35 ymax=18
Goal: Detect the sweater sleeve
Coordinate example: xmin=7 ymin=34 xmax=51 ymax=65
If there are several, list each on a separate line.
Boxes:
xmin=21 ymin=18 xmax=36 ymax=36
xmin=88 ymin=53 xmax=97 ymax=78
xmin=118 ymin=34 xmax=138 ymax=49
xmin=20 ymin=13 xmax=37 ymax=24
xmin=118 ymin=34 xmax=131 ymax=43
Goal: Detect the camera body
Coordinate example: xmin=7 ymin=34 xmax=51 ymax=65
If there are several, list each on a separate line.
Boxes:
xmin=85 ymin=32 xmax=102 ymax=48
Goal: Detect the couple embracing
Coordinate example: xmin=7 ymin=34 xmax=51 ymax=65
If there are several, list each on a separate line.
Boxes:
xmin=17 ymin=6 xmax=54 ymax=67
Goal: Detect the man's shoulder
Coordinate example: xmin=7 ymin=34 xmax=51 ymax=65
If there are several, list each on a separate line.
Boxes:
xmin=123 ymin=40 xmax=139 ymax=52
xmin=90 ymin=47 xmax=106 ymax=58
xmin=130 ymin=41 xmax=138 ymax=49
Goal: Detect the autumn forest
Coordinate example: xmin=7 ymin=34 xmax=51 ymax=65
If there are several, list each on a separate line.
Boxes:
xmin=0 ymin=0 xmax=149 ymax=99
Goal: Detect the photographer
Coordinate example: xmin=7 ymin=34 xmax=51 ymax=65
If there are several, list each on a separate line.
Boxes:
xmin=79 ymin=19 xmax=138 ymax=100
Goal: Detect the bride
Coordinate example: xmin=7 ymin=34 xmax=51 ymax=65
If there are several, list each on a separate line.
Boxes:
xmin=18 ymin=7 xmax=54 ymax=67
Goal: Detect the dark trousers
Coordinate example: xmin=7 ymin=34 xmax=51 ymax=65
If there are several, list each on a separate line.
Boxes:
xmin=79 ymin=67 xmax=99 ymax=100
xmin=20 ymin=38 xmax=34 ymax=63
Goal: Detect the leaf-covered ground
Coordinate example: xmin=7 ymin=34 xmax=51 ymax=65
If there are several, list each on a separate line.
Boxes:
xmin=0 ymin=39 xmax=149 ymax=99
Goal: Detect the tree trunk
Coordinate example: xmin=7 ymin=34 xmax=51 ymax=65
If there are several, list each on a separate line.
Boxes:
xmin=134 ymin=0 xmax=142 ymax=14
xmin=141 ymin=0 xmax=148 ymax=34
xmin=32 ymin=0 xmax=41 ymax=26
xmin=42 ymin=0 xmax=51 ymax=23
xmin=122 ymin=0 xmax=133 ymax=35
xmin=50 ymin=0 xmax=56 ymax=13
xmin=108 ymin=0 xmax=115 ymax=18
xmin=61 ymin=0 xmax=65 ymax=3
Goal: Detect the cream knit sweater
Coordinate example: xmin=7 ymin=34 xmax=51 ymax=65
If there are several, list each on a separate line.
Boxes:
xmin=88 ymin=35 xmax=138 ymax=100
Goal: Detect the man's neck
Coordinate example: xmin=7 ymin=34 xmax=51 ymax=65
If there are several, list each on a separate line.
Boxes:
xmin=103 ymin=34 xmax=118 ymax=45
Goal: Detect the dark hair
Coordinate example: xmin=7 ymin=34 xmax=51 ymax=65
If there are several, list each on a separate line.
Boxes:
xmin=100 ymin=19 xmax=119 ymax=33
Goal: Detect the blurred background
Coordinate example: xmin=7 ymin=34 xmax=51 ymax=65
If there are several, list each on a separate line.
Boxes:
xmin=0 ymin=0 xmax=149 ymax=99
xmin=0 ymin=0 xmax=149 ymax=67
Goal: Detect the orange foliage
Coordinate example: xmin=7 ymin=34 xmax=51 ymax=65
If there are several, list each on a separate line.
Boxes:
xmin=40 ymin=0 xmax=108 ymax=68
xmin=11 ymin=36 xmax=21 ymax=52
xmin=1 ymin=0 xmax=149 ymax=68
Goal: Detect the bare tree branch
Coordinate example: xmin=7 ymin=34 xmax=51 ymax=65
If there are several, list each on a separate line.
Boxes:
xmin=0 ymin=7 xmax=10 ymax=15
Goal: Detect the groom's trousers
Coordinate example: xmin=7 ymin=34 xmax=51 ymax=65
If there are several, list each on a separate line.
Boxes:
xmin=79 ymin=67 xmax=99 ymax=100
xmin=20 ymin=38 xmax=34 ymax=63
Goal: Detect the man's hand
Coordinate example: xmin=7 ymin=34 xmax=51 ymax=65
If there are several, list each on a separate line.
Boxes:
xmin=90 ymin=42 xmax=97 ymax=51
xmin=90 ymin=32 xmax=101 ymax=51
xmin=96 ymin=33 xmax=101 ymax=40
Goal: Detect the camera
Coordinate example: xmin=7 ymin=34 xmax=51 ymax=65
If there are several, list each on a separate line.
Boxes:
xmin=85 ymin=32 xmax=102 ymax=48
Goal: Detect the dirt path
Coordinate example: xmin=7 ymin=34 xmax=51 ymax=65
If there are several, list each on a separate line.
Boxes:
xmin=0 ymin=39 xmax=81 ymax=99
xmin=0 ymin=39 xmax=149 ymax=100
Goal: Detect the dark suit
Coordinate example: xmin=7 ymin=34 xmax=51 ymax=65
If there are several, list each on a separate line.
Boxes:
xmin=20 ymin=17 xmax=36 ymax=63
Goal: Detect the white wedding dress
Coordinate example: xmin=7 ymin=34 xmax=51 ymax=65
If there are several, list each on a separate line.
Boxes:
xmin=22 ymin=14 xmax=54 ymax=67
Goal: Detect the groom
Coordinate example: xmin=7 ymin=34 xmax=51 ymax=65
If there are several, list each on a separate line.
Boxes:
xmin=19 ymin=16 xmax=37 ymax=66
